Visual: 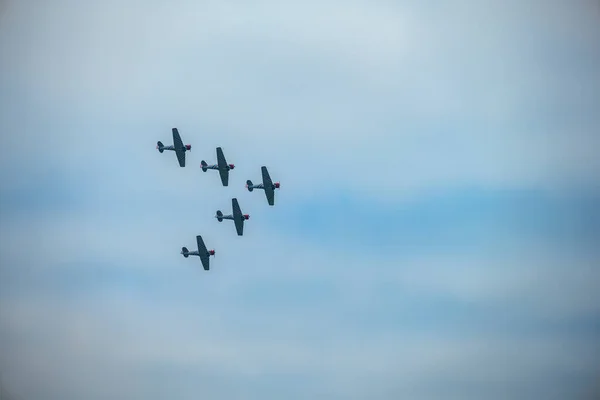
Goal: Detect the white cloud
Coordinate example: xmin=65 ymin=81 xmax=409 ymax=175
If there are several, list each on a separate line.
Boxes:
xmin=2 ymin=282 xmax=599 ymax=399
xmin=1 ymin=0 xmax=598 ymax=195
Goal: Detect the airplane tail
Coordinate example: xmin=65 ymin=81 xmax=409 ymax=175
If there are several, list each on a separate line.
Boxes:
xmin=246 ymin=180 xmax=254 ymax=192
xmin=216 ymin=210 xmax=223 ymax=222
xmin=201 ymin=160 xmax=208 ymax=172
xmin=157 ymin=141 xmax=165 ymax=153
xmin=181 ymin=246 xmax=189 ymax=258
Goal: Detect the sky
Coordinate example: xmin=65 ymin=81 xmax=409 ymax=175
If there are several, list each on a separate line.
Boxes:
xmin=0 ymin=0 xmax=599 ymax=399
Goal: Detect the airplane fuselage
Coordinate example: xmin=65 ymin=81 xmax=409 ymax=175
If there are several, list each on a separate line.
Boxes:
xmin=216 ymin=213 xmax=249 ymax=221
xmin=185 ymin=251 xmax=200 ymax=256
xmin=158 ymin=143 xmax=191 ymax=152
xmin=162 ymin=145 xmax=190 ymax=152
xmin=206 ymin=164 xmax=232 ymax=171
xmin=247 ymin=182 xmax=279 ymax=190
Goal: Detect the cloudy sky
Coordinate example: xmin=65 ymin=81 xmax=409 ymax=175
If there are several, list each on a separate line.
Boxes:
xmin=1 ymin=0 xmax=599 ymax=399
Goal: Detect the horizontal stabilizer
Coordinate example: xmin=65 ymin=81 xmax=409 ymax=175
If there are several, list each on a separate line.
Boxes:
xmin=181 ymin=246 xmax=189 ymax=258
xmin=157 ymin=141 xmax=164 ymax=153
xmin=201 ymin=160 xmax=208 ymax=172
xmin=216 ymin=210 xmax=223 ymax=222
xmin=246 ymin=180 xmax=253 ymax=192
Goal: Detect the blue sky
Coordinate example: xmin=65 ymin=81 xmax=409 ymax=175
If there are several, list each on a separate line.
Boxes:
xmin=1 ymin=1 xmax=600 ymax=399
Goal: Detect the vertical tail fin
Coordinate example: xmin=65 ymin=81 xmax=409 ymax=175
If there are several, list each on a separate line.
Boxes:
xmin=246 ymin=180 xmax=254 ymax=192
xmin=157 ymin=141 xmax=164 ymax=153
xmin=201 ymin=160 xmax=208 ymax=172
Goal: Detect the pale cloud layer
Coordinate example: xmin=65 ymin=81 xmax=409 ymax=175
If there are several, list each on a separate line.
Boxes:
xmin=1 ymin=0 xmax=599 ymax=193
xmin=1 ymin=0 xmax=599 ymax=399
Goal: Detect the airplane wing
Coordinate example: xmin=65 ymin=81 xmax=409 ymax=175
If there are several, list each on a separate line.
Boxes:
xmin=261 ymin=166 xmax=273 ymax=187
xmin=216 ymin=147 xmax=227 ymax=169
xmin=234 ymin=218 xmax=244 ymax=236
xmin=196 ymin=235 xmax=210 ymax=270
xmin=262 ymin=167 xmax=275 ymax=206
xmin=172 ymin=128 xmax=185 ymax=167
xmin=199 ymin=254 xmax=210 ymax=270
xmin=264 ymin=186 xmax=275 ymax=206
xmin=232 ymin=198 xmax=244 ymax=236
xmin=216 ymin=147 xmax=228 ymax=186
xmin=219 ymin=169 xmax=229 ymax=186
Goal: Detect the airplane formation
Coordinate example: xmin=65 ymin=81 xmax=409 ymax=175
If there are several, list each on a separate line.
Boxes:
xmin=157 ymin=127 xmax=280 ymax=271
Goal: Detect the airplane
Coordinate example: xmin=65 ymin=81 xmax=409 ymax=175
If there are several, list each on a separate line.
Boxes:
xmin=181 ymin=235 xmax=215 ymax=270
xmin=156 ymin=128 xmax=191 ymax=167
xmin=215 ymin=198 xmax=249 ymax=236
xmin=200 ymin=147 xmax=235 ymax=186
xmin=246 ymin=166 xmax=280 ymax=206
